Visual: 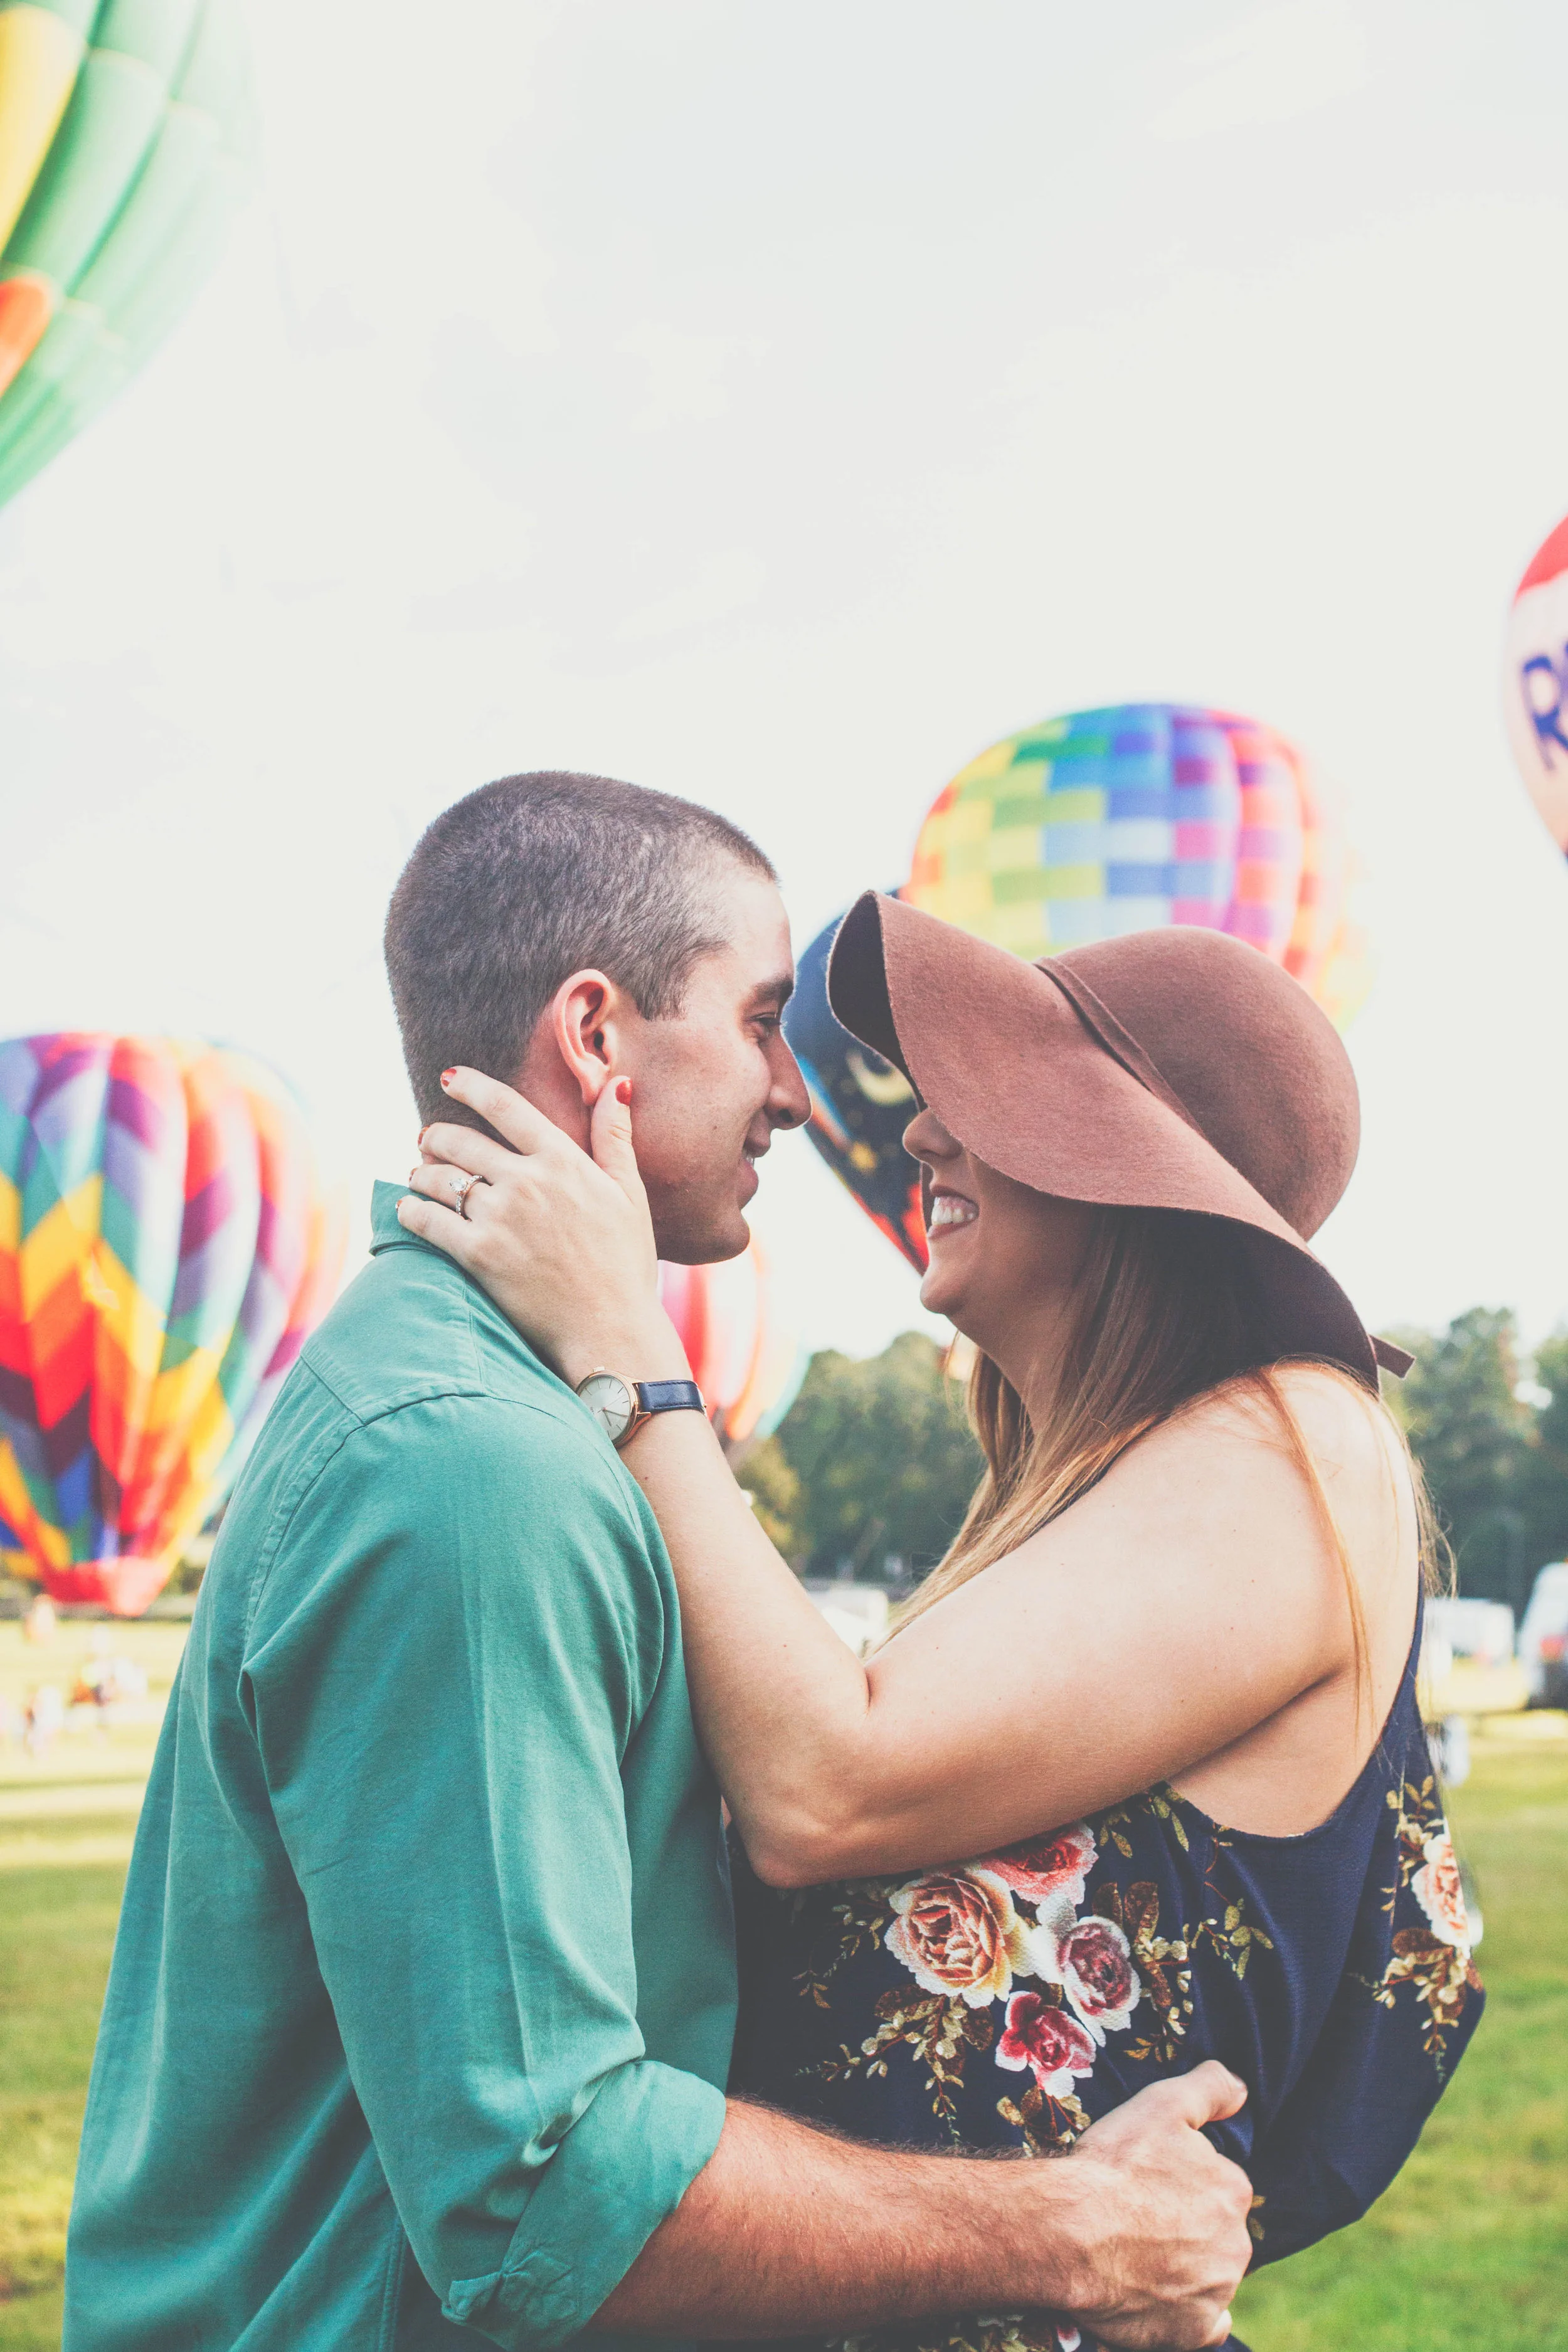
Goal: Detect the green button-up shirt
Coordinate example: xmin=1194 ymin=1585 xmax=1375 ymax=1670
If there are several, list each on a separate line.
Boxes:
xmin=65 ymin=1184 xmax=735 ymax=2352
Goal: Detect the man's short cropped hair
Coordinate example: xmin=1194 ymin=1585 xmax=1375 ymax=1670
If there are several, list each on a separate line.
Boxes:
xmin=384 ymin=770 xmax=776 ymax=1125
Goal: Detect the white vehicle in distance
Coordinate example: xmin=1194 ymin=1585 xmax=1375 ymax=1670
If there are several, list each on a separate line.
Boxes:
xmin=1424 ymin=1596 xmax=1517 ymax=1673
xmin=1519 ymin=1562 xmax=1568 ymax=1709
xmin=804 ymin=1581 xmax=891 ymax=1658
xmin=1420 ymin=1597 xmax=1525 ymax=1734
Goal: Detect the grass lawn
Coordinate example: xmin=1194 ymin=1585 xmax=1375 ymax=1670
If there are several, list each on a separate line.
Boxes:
xmin=0 ymin=1618 xmax=184 ymax=2352
xmin=1 ymin=1617 xmax=1564 ymax=2349
xmin=1233 ymin=1719 xmax=1568 ymax=2349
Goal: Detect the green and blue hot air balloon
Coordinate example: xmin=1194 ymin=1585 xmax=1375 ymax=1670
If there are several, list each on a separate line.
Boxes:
xmin=0 ymin=0 xmax=254 ymax=509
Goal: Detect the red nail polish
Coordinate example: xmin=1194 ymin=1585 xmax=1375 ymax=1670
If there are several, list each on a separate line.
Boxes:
xmin=440 ymin=1070 xmax=455 ymax=1088
xmin=616 ymin=1078 xmax=632 ymax=1104
xmin=416 ymin=1126 xmax=429 ymax=1147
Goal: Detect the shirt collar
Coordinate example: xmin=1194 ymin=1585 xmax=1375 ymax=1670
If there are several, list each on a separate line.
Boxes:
xmin=369 ymin=1179 xmax=425 ymax=1255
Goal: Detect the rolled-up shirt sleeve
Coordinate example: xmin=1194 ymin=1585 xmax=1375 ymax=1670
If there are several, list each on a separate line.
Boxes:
xmin=242 ymin=1391 xmax=727 ymax=2349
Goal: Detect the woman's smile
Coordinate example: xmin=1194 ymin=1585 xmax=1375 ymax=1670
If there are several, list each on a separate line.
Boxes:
xmin=928 ymin=1187 xmax=978 ymax=1235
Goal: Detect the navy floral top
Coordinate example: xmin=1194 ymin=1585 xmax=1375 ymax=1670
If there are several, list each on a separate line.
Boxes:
xmin=729 ymin=1601 xmax=1481 ymax=2352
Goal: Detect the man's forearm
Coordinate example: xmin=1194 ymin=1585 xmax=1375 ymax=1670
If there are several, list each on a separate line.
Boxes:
xmin=594 ymin=2099 xmax=1089 ymax=2339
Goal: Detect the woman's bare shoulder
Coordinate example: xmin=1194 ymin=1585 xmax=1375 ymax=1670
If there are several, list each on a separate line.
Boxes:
xmin=1138 ymin=1361 xmax=1415 ymax=1614
xmin=1272 ymin=1360 xmax=1408 ymax=1491
xmin=1101 ymin=1362 xmax=1411 ymax=1579
xmin=1163 ymin=1359 xmax=1397 ymax=1476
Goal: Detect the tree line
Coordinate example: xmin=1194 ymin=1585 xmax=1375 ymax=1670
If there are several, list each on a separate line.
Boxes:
xmin=748 ymin=1309 xmax=1568 ymax=1613
xmin=1384 ymin=1308 xmax=1568 ymax=1614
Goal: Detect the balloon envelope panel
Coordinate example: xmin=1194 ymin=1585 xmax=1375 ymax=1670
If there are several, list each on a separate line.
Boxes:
xmin=1503 ymin=516 xmax=1568 ymax=856
xmin=0 ymin=1034 xmax=344 ymax=1614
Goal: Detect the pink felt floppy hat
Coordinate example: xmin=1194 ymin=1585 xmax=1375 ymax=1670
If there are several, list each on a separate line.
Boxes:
xmin=826 ymin=891 xmax=1409 ymax=1391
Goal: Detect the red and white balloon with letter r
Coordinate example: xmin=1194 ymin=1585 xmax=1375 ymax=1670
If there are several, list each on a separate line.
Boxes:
xmin=1505 ymin=513 xmax=1568 ymax=857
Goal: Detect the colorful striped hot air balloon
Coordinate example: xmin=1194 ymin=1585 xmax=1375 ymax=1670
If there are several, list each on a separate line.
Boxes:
xmin=659 ymin=1237 xmax=805 ymax=1451
xmin=0 ymin=1035 xmax=344 ymax=1615
xmin=0 ymin=0 xmax=254 ymax=509
xmin=787 ymin=704 xmax=1370 ymax=1271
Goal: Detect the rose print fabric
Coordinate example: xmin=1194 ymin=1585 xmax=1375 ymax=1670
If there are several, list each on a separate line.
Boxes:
xmin=728 ymin=1599 xmax=1481 ymax=2352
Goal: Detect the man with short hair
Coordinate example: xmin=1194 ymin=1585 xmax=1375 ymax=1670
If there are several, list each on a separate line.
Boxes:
xmin=65 ymin=773 xmax=1253 ymax=2352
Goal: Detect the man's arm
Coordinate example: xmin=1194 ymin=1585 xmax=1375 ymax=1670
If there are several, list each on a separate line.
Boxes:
xmin=598 ymin=2070 xmax=1253 ymax=2352
xmin=246 ymin=1392 xmax=733 ymax=2351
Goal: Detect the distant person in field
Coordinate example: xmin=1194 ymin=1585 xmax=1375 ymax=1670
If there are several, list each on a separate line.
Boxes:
xmin=22 ymin=1590 xmax=55 ymax=1645
xmin=64 ymin=773 xmax=1253 ymax=2352
xmin=404 ymin=871 xmax=1486 ymax=2352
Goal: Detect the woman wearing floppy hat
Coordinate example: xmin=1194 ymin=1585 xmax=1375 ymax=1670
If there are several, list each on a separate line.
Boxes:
xmin=406 ymin=892 xmax=1483 ymax=2352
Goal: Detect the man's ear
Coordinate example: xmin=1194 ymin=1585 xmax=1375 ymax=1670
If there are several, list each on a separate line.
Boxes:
xmin=548 ymin=969 xmax=628 ymax=1108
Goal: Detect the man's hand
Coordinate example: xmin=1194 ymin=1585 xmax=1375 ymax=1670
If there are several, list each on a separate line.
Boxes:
xmin=597 ymin=2068 xmax=1251 ymax=2344
xmin=1052 ymin=2062 xmax=1255 ymax=2351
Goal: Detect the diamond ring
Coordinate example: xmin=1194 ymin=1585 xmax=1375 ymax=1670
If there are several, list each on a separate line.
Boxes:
xmin=451 ymin=1171 xmax=487 ymax=1219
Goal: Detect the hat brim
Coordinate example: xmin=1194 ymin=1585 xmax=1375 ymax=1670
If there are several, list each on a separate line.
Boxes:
xmin=827 ymin=890 xmax=1380 ymax=1387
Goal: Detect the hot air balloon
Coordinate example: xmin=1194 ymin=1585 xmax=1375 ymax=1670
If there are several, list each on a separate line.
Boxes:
xmin=788 ymin=704 xmax=1370 ymax=1267
xmin=1503 ymin=514 xmax=1568 ymax=857
xmin=783 ymin=904 xmax=926 ymax=1272
xmin=0 ymin=0 xmax=255 ymax=509
xmin=659 ymin=1236 xmax=805 ymax=1451
xmin=0 ymin=1034 xmax=344 ymax=1615
xmin=906 ymin=704 xmax=1368 ymax=1019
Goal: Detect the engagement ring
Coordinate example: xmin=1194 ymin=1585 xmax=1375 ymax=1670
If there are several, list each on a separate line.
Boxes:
xmin=450 ymin=1172 xmax=487 ymax=1218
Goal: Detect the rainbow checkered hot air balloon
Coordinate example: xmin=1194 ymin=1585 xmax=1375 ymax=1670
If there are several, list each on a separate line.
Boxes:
xmin=0 ymin=0 xmax=254 ymax=510
xmin=0 ymin=1035 xmax=344 ymax=1615
xmin=905 ymin=704 xmax=1368 ymax=1019
xmin=786 ymin=704 xmax=1370 ymax=1272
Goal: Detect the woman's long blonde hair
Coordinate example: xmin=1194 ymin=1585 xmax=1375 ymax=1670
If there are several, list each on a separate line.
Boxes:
xmin=893 ymin=1205 xmax=1445 ymax=1692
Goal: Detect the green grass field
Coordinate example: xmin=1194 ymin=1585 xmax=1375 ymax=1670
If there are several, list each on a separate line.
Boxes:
xmin=0 ymin=1618 xmax=185 ymax=2352
xmin=1 ymin=1616 xmax=1564 ymax=2349
xmin=1233 ymin=1717 xmax=1568 ymax=2349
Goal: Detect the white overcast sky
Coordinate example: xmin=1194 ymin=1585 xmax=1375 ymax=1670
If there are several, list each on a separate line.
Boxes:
xmin=3 ymin=0 xmax=1568 ymax=1363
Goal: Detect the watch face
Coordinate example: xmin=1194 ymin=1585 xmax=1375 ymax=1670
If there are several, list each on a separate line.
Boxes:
xmin=578 ymin=1372 xmax=635 ymax=1444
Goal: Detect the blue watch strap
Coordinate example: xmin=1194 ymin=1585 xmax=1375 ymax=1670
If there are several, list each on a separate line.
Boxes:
xmin=634 ymin=1379 xmax=705 ymax=1416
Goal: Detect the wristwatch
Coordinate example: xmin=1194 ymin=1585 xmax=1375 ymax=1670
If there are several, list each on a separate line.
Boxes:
xmin=575 ymin=1370 xmax=706 ymax=1449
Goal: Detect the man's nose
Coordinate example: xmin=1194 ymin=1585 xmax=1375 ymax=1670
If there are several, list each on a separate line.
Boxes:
xmin=768 ymin=1039 xmax=812 ymax=1130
